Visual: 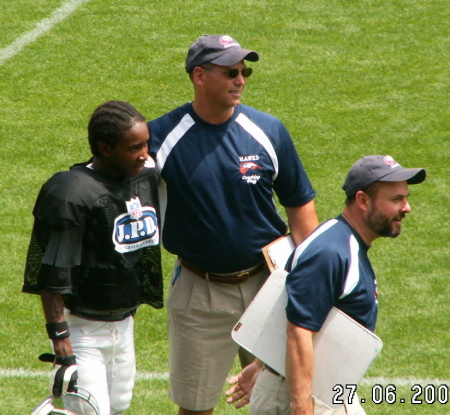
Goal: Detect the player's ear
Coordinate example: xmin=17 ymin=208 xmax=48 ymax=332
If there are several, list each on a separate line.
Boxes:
xmin=355 ymin=190 xmax=370 ymax=212
xmin=98 ymin=141 xmax=113 ymax=158
xmin=193 ymin=66 xmax=206 ymax=86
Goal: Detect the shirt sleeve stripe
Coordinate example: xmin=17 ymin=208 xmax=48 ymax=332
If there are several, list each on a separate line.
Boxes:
xmin=290 ymin=219 xmax=338 ymax=269
xmin=156 ymin=113 xmax=195 ymax=170
xmin=236 ymin=113 xmax=279 ymax=180
xmin=339 ymin=235 xmax=360 ymax=298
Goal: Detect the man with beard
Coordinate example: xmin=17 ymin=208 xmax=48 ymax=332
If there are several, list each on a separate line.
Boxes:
xmin=247 ymin=155 xmax=426 ymax=415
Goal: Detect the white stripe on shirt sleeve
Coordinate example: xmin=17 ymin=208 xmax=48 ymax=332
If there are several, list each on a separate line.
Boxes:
xmin=340 ymin=235 xmax=360 ymax=298
xmin=290 ymin=219 xmax=338 ymax=268
xmin=156 ymin=113 xmax=195 ymax=170
xmin=236 ymin=113 xmax=279 ymax=180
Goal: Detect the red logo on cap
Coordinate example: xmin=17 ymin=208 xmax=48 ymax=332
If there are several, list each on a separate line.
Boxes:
xmin=219 ymin=35 xmax=240 ymax=48
xmin=383 ymin=156 xmax=396 ymax=166
xmin=383 ymin=155 xmax=401 ymax=169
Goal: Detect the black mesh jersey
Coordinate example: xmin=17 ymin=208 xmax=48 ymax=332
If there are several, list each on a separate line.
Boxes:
xmin=23 ymin=161 xmax=163 ymax=321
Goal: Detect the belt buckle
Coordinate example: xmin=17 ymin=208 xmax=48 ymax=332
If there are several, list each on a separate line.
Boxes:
xmin=236 ymin=271 xmax=250 ymax=280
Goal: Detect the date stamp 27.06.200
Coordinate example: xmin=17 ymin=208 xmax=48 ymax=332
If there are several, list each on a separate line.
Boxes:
xmin=332 ymin=384 xmax=449 ymax=405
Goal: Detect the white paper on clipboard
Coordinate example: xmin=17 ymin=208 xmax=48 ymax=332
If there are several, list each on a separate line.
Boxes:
xmin=232 ymin=269 xmax=383 ymax=409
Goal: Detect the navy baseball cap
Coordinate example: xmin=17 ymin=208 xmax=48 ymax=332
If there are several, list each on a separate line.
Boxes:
xmin=343 ymin=155 xmax=426 ymax=197
xmin=185 ymin=34 xmax=259 ymax=72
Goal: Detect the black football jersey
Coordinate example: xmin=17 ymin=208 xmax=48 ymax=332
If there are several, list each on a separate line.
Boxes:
xmin=23 ymin=161 xmax=163 ymax=321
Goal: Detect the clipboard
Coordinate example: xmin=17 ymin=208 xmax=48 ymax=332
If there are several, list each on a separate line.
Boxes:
xmin=232 ymin=269 xmax=383 ymax=409
xmin=262 ymin=234 xmax=295 ymax=272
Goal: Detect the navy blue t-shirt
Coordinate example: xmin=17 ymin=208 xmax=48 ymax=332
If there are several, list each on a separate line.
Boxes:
xmin=149 ymin=103 xmax=316 ymax=273
xmin=286 ymin=216 xmax=378 ymax=332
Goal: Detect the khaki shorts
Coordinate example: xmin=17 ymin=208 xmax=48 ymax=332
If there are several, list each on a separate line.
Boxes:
xmin=167 ymin=259 xmax=269 ymax=411
xmin=250 ymin=368 xmax=367 ymax=415
xmin=250 ymin=368 xmax=291 ymax=415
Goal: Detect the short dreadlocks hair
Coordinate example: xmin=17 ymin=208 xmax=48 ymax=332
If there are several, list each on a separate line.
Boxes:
xmin=88 ymin=100 xmax=146 ymax=158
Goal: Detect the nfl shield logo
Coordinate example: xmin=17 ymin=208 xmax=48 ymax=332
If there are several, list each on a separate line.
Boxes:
xmin=126 ymin=197 xmax=143 ymax=220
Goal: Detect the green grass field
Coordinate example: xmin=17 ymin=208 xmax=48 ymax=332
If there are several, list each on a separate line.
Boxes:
xmin=1 ymin=0 xmax=448 ymax=414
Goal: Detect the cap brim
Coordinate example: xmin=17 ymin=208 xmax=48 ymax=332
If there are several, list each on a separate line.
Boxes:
xmin=379 ymin=168 xmax=426 ymax=185
xmin=210 ymin=49 xmax=259 ymax=67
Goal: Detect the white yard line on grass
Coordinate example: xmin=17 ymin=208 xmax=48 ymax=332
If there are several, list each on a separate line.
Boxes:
xmin=0 ymin=369 xmax=447 ymax=386
xmin=0 ymin=368 xmax=169 ymax=381
xmin=0 ymin=0 xmax=92 ymax=66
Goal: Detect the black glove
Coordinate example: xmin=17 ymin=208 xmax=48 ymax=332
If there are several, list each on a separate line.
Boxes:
xmin=39 ymin=353 xmax=78 ymax=398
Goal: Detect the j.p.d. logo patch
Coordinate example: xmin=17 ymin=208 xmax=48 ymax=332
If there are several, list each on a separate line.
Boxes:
xmin=113 ymin=197 xmax=159 ymax=253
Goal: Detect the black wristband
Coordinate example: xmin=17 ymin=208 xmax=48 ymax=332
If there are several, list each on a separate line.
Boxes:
xmin=39 ymin=353 xmax=77 ymax=366
xmin=46 ymin=321 xmax=70 ymax=339
xmin=55 ymin=354 xmax=77 ymax=366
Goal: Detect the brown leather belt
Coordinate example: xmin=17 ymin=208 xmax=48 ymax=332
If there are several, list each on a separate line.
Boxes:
xmin=179 ymin=258 xmax=266 ymax=285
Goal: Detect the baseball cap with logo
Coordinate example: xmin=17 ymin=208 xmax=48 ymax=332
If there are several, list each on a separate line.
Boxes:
xmin=342 ymin=155 xmax=426 ymax=197
xmin=185 ymin=34 xmax=259 ymax=72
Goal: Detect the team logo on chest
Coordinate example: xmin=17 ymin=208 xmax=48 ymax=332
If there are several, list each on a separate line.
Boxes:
xmin=113 ymin=197 xmax=159 ymax=253
xmin=239 ymin=155 xmax=262 ymax=184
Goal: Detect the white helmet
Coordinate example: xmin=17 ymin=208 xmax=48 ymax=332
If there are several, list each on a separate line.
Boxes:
xmin=31 ymin=387 xmax=100 ymax=415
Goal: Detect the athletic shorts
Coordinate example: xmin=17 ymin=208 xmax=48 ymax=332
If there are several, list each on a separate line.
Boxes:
xmin=250 ymin=367 xmax=367 ymax=415
xmin=167 ymin=259 xmax=269 ymax=411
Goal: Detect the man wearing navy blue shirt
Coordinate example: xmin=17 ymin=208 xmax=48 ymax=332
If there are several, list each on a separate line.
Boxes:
xmin=248 ymin=155 xmax=426 ymax=415
xmin=148 ymin=34 xmax=319 ymax=415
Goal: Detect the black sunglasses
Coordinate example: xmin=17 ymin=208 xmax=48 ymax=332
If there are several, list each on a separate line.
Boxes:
xmin=201 ymin=66 xmax=253 ymax=79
